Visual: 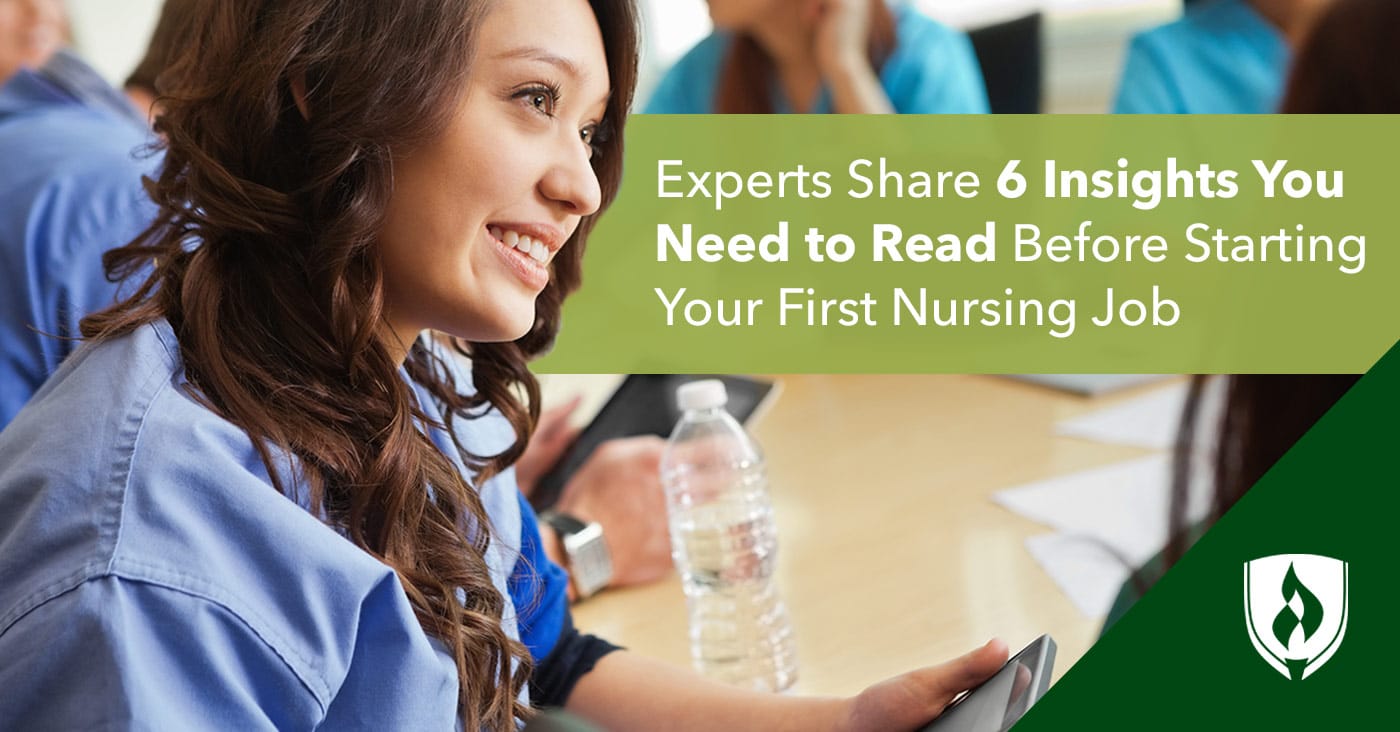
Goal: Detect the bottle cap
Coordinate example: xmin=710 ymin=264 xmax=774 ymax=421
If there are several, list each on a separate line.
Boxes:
xmin=677 ymin=379 xmax=728 ymax=411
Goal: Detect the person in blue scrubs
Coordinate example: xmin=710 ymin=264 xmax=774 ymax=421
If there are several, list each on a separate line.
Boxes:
xmin=1113 ymin=0 xmax=1333 ymax=114
xmin=0 ymin=1 xmax=1008 ymax=729
xmin=0 ymin=67 xmax=155 ymax=427
xmin=0 ymin=0 xmax=169 ymax=430
xmin=645 ymin=0 xmax=988 ymax=114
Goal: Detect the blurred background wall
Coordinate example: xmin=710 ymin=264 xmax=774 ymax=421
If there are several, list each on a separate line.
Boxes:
xmin=65 ymin=0 xmax=162 ymax=86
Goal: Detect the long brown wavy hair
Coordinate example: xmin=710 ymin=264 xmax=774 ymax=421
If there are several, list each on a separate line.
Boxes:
xmin=716 ymin=0 xmax=895 ymax=113
xmin=81 ymin=1 xmax=638 ymax=728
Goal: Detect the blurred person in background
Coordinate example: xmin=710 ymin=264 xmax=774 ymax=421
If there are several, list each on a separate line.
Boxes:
xmin=1102 ymin=375 xmax=1358 ymax=631
xmin=0 ymin=0 xmax=155 ymax=428
xmin=1103 ymin=0 xmax=1392 ymax=627
xmin=1277 ymin=0 xmax=1400 ymax=114
xmin=645 ymin=0 xmax=987 ymax=114
xmin=0 ymin=0 xmax=63 ymax=82
xmin=1113 ymin=0 xmax=1333 ymax=114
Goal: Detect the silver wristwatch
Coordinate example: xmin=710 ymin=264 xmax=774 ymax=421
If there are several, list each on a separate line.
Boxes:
xmin=539 ymin=510 xmax=613 ymax=599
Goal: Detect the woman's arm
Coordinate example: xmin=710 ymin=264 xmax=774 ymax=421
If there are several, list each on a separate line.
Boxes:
xmin=564 ymin=640 xmax=1008 ymax=732
xmin=826 ymin=59 xmax=896 ymax=114
xmin=813 ymin=0 xmax=896 ymax=114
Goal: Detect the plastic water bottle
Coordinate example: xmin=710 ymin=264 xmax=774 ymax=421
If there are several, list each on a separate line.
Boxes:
xmin=661 ymin=379 xmax=798 ymax=692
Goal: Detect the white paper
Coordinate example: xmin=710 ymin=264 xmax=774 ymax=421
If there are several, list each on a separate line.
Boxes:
xmin=993 ymin=455 xmax=1211 ymax=617
xmin=1024 ymin=533 xmax=1134 ymax=618
xmin=1054 ymin=382 xmax=1189 ymax=450
xmin=994 ymin=455 xmax=1174 ymax=564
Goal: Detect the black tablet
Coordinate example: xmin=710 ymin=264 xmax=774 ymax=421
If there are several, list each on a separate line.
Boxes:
xmin=528 ymin=374 xmax=777 ymax=510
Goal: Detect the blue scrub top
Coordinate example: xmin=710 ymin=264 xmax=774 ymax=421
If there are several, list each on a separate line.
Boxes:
xmin=1113 ymin=0 xmax=1289 ymax=114
xmin=0 ymin=67 xmax=158 ymax=429
xmin=0 ymin=320 xmax=569 ymax=729
xmin=645 ymin=1 xmax=989 ymax=114
xmin=40 ymin=48 xmax=150 ymax=127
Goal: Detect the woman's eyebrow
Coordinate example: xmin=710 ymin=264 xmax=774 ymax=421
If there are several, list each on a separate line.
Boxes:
xmin=495 ymin=46 xmax=612 ymax=108
xmin=495 ymin=46 xmax=587 ymax=82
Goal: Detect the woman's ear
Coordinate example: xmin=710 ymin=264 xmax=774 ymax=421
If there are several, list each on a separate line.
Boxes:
xmin=290 ymin=75 xmax=311 ymax=120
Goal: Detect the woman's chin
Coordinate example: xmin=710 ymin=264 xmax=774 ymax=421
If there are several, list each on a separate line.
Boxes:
xmin=501 ymin=319 xmax=535 ymax=342
xmin=440 ymin=310 xmax=535 ymax=344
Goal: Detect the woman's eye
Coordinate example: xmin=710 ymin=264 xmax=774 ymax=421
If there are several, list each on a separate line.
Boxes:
xmin=581 ymin=123 xmax=607 ymax=159
xmin=516 ymin=85 xmax=559 ymax=117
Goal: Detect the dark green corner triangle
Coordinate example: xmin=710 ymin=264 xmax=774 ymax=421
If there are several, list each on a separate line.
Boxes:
xmin=1016 ymin=342 xmax=1400 ymax=730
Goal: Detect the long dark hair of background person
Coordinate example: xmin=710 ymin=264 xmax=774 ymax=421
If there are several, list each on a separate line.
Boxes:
xmin=1159 ymin=0 xmax=1394 ymax=577
xmin=716 ymin=0 xmax=895 ymax=113
xmin=1280 ymin=0 xmax=1400 ymax=114
xmin=80 ymin=1 xmax=639 ymax=729
xmin=1163 ymin=375 xmax=1359 ymax=571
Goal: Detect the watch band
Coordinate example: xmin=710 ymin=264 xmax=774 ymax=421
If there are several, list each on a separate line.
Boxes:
xmin=539 ymin=510 xmax=613 ymax=599
xmin=539 ymin=510 xmax=590 ymax=537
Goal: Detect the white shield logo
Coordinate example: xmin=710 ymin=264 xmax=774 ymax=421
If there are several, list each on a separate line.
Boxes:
xmin=1243 ymin=554 xmax=1348 ymax=680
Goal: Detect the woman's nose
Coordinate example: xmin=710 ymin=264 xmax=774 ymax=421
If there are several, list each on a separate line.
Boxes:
xmin=539 ymin=136 xmax=602 ymax=218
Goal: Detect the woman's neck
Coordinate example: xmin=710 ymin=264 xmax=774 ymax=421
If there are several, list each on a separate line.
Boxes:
xmin=124 ymin=86 xmax=157 ymax=124
xmin=746 ymin=10 xmax=822 ymax=112
xmin=1248 ymin=0 xmax=1328 ymax=46
xmin=380 ymin=316 xmax=420 ymax=367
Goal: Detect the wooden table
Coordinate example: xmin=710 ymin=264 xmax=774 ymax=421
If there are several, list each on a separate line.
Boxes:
xmin=566 ymin=374 xmax=1163 ymax=696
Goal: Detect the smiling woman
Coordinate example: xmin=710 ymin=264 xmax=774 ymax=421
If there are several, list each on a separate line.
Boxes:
xmin=0 ymin=0 xmax=636 ymax=729
xmin=0 ymin=1 xmax=1014 ymax=730
xmin=379 ymin=1 xmax=613 ymax=345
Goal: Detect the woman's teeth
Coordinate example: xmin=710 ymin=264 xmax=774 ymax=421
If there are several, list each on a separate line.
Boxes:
xmin=491 ymin=226 xmax=549 ymax=264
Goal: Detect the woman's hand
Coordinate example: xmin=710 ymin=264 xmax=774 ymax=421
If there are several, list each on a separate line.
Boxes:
xmin=805 ymin=0 xmax=895 ymax=114
xmin=840 ymin=639 xmax=1011 ymax=732
xmin=514 ymin=395 xmax=583 ymax=499
xmin=556 ymin=435 xmax=672 ymax=587
xmin=809 ymin=0 xmax=873 ymax=80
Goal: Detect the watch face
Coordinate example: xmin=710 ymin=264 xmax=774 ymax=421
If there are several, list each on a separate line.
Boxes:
xmin=563 ymin=523 xmax=613 ymax=598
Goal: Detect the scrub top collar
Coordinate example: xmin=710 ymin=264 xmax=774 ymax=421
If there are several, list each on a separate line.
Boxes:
xmin=0 ymin=69 xmax=76 ymax=116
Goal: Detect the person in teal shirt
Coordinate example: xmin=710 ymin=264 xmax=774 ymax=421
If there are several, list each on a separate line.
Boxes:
xmin=1113 ymin=0 xmax=1332 ymax=114
xmin=1103 ymin=0 xmax=1392 ymax=635
xmin=645 ymin=0 xmax=988 ymax=114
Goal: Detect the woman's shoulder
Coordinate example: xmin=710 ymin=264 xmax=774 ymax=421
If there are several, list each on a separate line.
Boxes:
xmin=2 ymin=319 xmax=319 ymax=534
xmin=1117 ymin=0 xmax=1282 ymax=113
xmin=414 ymin=336 xmax=521 ymax=453
xmin=0 ymin=322 xmax=430 ymax=707
xmin=644 ymin=31 xmax=732 ymax=114
xmin=882 ymin=3 xmax=988 ymax=113
xmin=1130 ymin=0 xmax=1264 ymax=50
xmin=885 ymin=3 xmax=979 ymax=72
xmin=672 ymin=30 xmax=731 ymax=70
xmin=891 ymin=1 xmax=967 ymax=44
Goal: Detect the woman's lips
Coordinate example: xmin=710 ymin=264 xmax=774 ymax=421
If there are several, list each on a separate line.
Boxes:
xmin=487 ymin=225 xmax=549 ymax=290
